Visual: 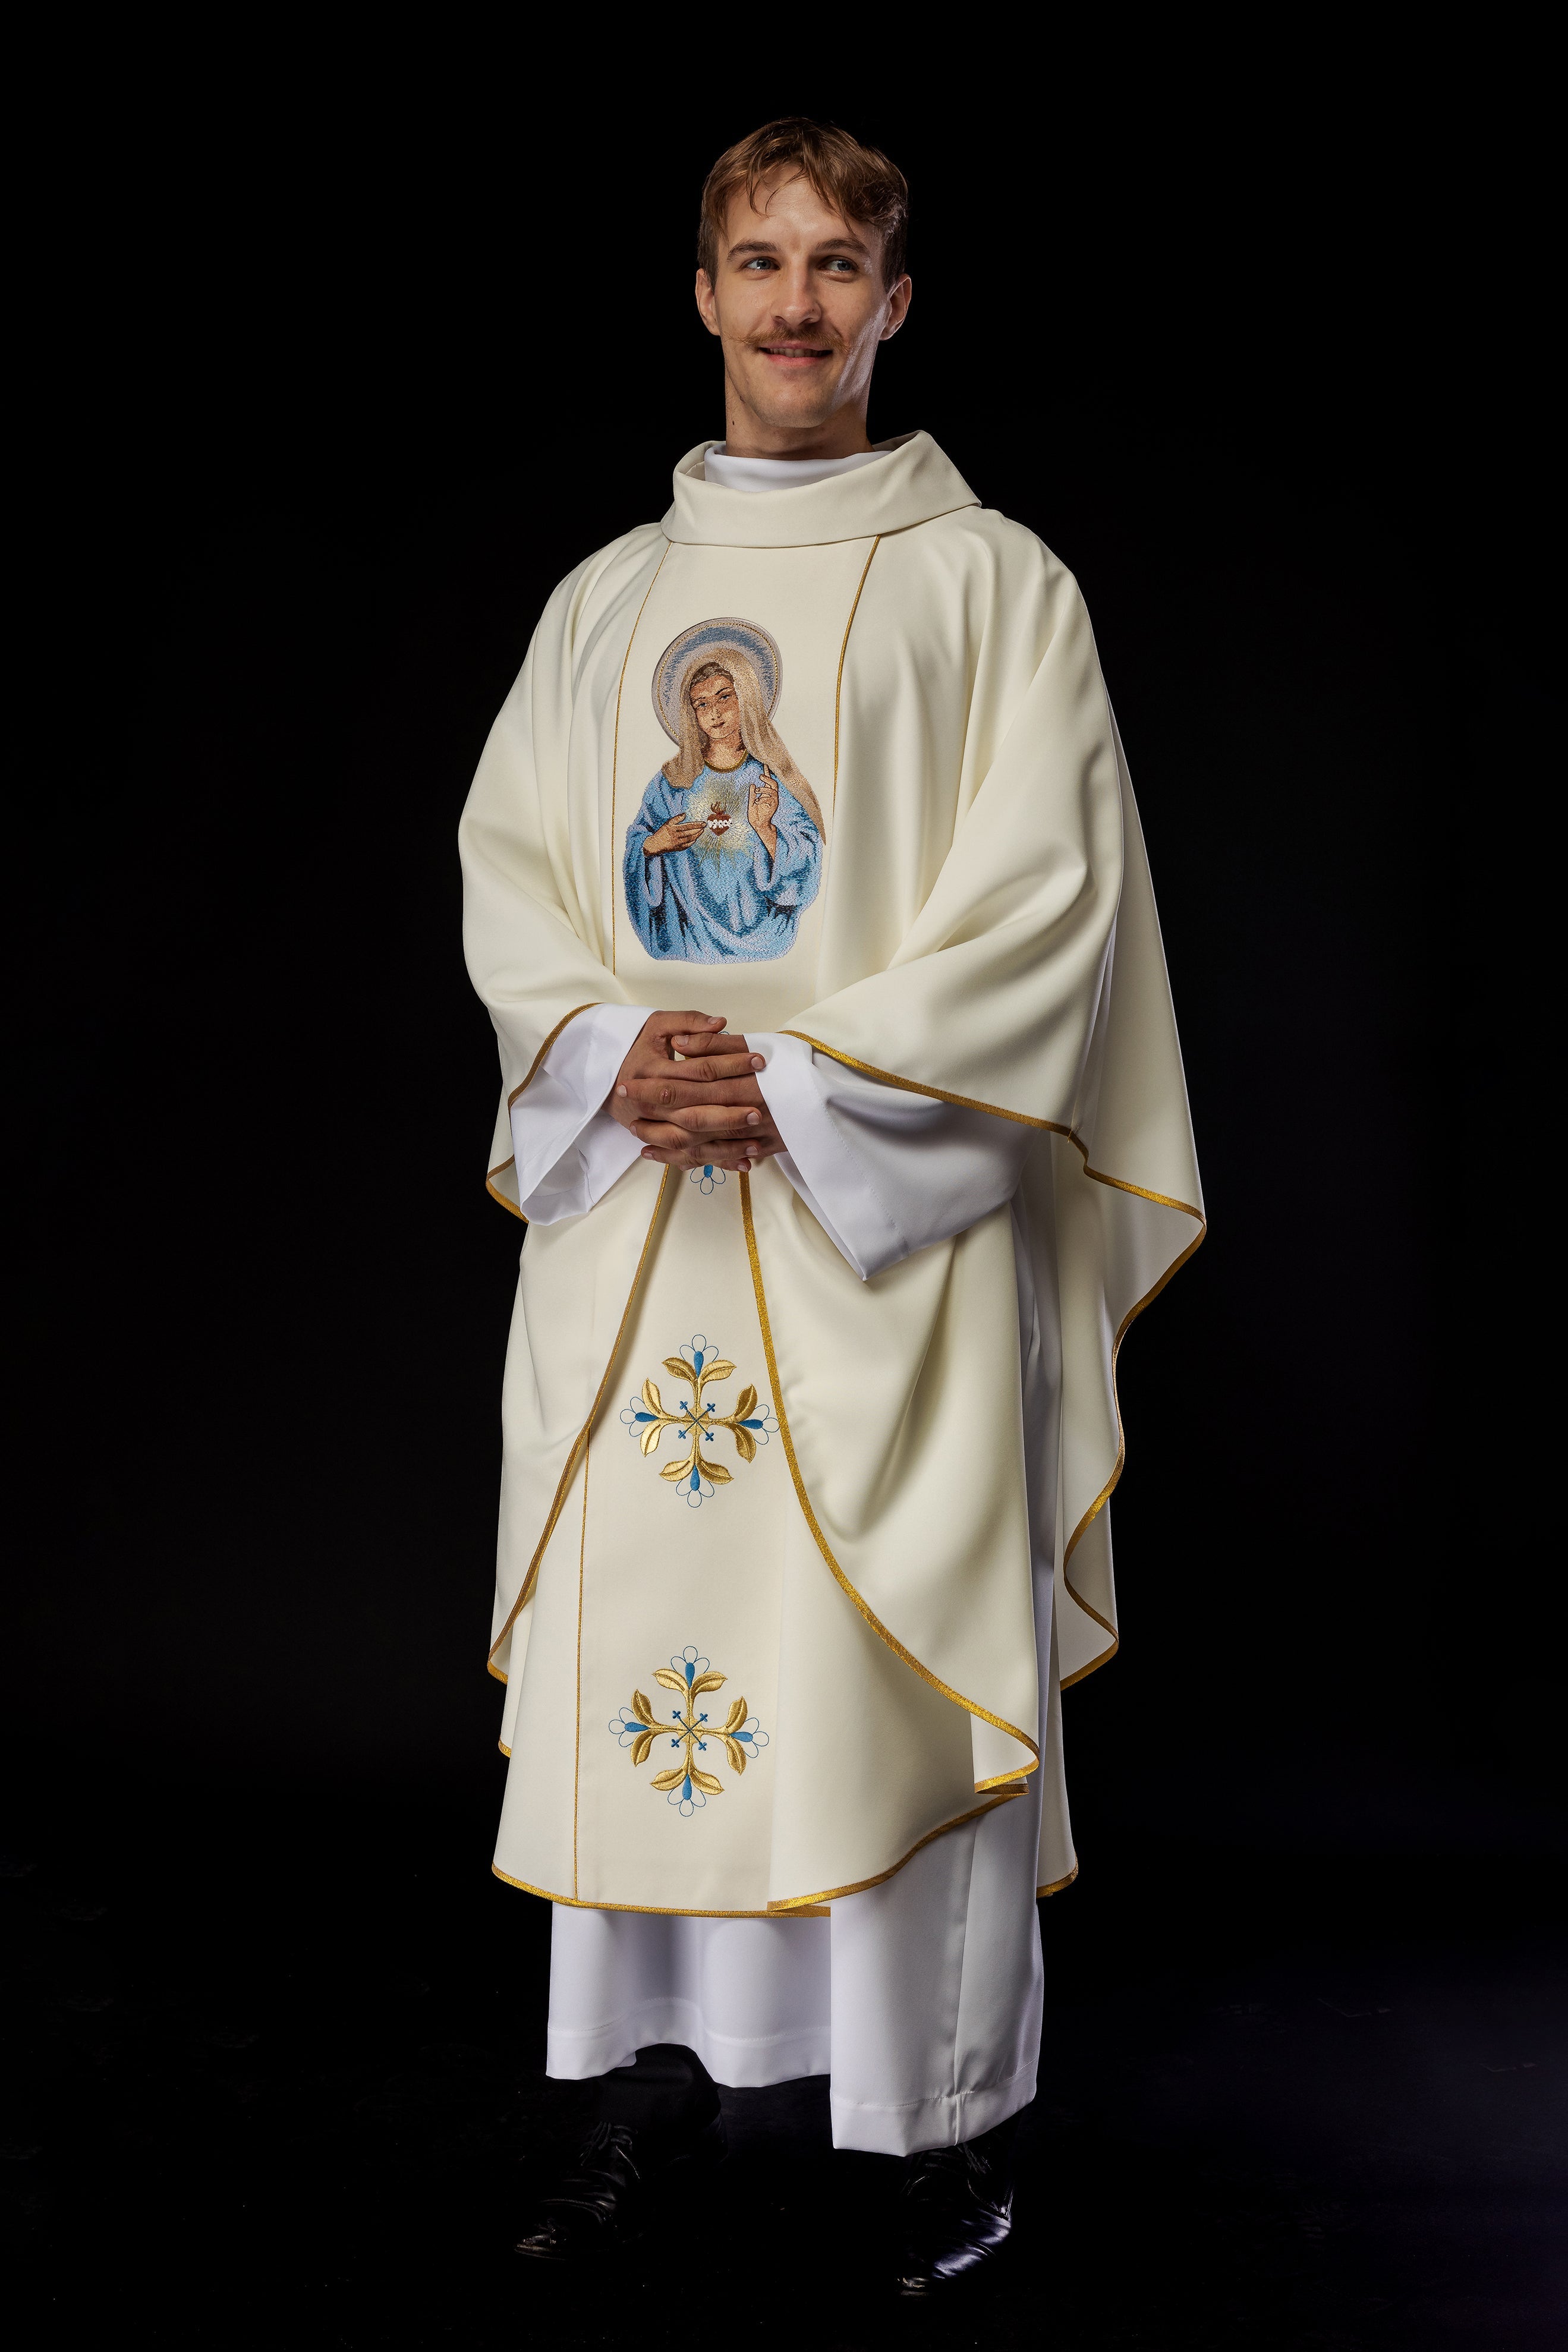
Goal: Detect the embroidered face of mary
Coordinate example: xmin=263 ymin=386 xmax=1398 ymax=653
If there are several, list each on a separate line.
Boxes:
xmin=624 ymin=621 xmax=825 ymax=965
xmin=687 ymin=666 xmax=744 ymax=769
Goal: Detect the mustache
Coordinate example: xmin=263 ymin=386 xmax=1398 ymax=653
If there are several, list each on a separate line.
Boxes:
xmin=745 ymin=330 xmax=842 ymax=354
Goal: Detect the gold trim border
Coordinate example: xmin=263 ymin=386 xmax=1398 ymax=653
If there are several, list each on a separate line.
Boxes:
xmin=739 ymin=1169 xmax=1040 ymax=1778
xmin=1056 ymin=1214 xmax=1208 ymax=1685
xmin=779 ymin=1036 xmax=1205 ymax=1211
xmin=485 ymin=1164 xmax=527 ymax=1223
xmin=610 ymin=541 xmax=672 ymax=975
xmin=506 ymin=1004 xmax=603 ymax=1112
xmin=1038 ymin=1863 xmax=1080 ymax=1897
xmin=484 ymin=1001 xmax=607 ymax=1223
xmin=831 ymin=537 xmax=880 ymax=816
xmin=764 ymin=1786 xmax=1027 ymax=1912
xmin=486 ymin=1169 xmax=673 ymax=1666
xmin=493 ymin=1863 xmax=830 ymax=1921
xmin=491 ymin=1784 xmax=1023 ymax=1919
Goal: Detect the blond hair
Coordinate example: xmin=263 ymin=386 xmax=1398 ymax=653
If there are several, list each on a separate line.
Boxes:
xmin=663 ymin=651 xmax=825 ymax=835
xmin=698 ymin=117 xmax=908 ymax=290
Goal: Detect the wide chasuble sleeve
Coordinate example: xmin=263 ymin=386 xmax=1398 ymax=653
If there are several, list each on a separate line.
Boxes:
xmin=459 ymin=435 xmax=1203 ymax=1914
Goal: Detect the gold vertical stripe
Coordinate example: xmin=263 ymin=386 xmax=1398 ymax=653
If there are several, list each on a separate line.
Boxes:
xmin=572 ymin=1436 xmax=590 ymax=1899
xmin=831 ymin=537 xmax=880 ymax=816
xmin=738 ymin=1170 xmax=1038 ymax=1769
xmin=487 ymin=1167 xmax=672 ymax=1665
xmin=610 ymin=541 xmax=672 ymax=975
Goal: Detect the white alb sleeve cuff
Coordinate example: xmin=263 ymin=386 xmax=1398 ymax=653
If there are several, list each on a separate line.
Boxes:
xmin=510 ymin=1003 xmax=650 ymax=1223
xmin=751 ymin=1034 xmax=1033 ymax=1281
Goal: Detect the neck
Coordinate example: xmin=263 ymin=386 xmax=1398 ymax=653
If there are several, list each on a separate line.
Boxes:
xmin=705 ymin=748 xmax=747 ymax=770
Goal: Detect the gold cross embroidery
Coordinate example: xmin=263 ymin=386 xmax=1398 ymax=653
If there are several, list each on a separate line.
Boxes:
xmin=620 ymin=1334 xmax=776 ymax=1506
xmin=611 ymin=1646 xmax=770 ymax=1815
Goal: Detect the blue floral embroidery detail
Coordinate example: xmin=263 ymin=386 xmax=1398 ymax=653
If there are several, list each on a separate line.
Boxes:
xmin=610 ymin=1645 xmax=770 ymax=1816
xmin=618 ymin=1334 xmax=777 ymax=1509
xmin=688 ymin=1163 xmax=727 ymax=1194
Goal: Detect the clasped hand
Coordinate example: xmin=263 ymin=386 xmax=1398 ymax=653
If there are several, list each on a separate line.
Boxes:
xmin=606 ymin=1010 xmax=784 ymax=1173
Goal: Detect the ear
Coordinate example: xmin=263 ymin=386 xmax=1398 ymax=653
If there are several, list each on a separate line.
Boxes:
xmin=694 ymin=268 xmax=722 ymax=339
xmin=879 ymin=273 xmax=913 ymax=343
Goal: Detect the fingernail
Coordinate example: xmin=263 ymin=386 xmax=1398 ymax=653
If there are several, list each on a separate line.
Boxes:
xmin=747 ymin=1112 xmax=760 ymax=1123
xmin=750 ymin=1056 xmax=764 ymax=1069
xmin=616 ymin=1085 xmax=628 ymax=1097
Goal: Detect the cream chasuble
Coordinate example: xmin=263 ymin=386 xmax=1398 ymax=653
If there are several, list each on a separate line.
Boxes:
xmin=460 ymin=432 xmax=1204 ymax=1919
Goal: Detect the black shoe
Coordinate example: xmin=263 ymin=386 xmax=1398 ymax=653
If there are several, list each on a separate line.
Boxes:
xmin=514 ymin=2111 xmax=727 ymax=2263
xmin=893 ymin=2115 xmax=1019 ymax=2296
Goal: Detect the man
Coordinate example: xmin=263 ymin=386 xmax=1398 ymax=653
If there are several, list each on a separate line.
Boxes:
xmin=460 ymin=117 xmax=1202 ymax=2294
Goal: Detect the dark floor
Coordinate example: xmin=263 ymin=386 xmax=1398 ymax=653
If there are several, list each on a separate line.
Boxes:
xmin=4 ymin=1776 xmax=1563 ymax=2350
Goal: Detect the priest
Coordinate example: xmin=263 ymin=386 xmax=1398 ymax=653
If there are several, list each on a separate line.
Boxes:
xmin=459 ymin=115 xmax=1203 ymax=2296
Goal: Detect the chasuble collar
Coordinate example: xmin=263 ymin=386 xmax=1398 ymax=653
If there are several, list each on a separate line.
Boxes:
xmin=663 ymin=429 xmax=980 ymax=548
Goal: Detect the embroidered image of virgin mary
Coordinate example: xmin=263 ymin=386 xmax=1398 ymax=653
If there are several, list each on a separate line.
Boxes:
xmin=624 ymin=618 xmax=823 ymax=963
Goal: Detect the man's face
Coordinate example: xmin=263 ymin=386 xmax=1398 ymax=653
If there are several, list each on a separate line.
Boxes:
xmin=695 ymin=170 xmax=911 ymax=440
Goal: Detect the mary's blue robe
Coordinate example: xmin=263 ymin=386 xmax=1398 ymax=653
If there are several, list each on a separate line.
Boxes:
xmin=623 ymin=757 xmax=821 ymax=964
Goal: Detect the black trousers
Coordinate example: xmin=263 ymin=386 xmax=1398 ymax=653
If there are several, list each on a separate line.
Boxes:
xmin=596 ymin=2043 xmax=720 ymax=2134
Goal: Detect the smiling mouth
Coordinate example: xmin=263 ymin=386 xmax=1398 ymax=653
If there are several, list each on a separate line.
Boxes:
xmin=757 ymin=344 xmax=835 ymax=364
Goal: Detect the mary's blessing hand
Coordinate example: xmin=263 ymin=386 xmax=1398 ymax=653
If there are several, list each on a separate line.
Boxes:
xmin=643 ymin=814 xmax=705 ymax=857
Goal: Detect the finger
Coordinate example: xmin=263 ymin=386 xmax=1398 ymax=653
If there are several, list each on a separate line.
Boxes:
xmin=624 ymin=1072 xmax=758 ymax=1108
xmin=655 ymin=1105 xmax=776 ymax=1139
xmin=697 ymin=1144 xmax=759 ymax=1169
xmin=669 ymin=1036 xmax=761 ymax=1069
xmin=632 ymin=1011 xmax=725 ymax=1069
xmin=641 ymin=1150 xmax=756 ymax=1171
xmin=643 ymin=1010 xmax=726 ymax=1043
xmin=640 ymin=1121 xmax=773 ymax=1154
xmin=618 ymin=1075 xmax=762 ymax=1114
xmin=644 ymin=1077 xmax=766 ymax=1100
xmin=665 ymin=1051 xmax=765 ymax=1083
xmin=629 ymin=1119 xmax=707 ymax=1149
xmin=631 ymin=1119 xmax=775 ymax=1158
xmin=638 ymin=1135 xmax=757 ymax=1167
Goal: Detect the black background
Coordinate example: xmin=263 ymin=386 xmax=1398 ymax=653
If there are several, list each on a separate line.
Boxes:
xmin=9 ymin=58 xmax=1562 ymax=2350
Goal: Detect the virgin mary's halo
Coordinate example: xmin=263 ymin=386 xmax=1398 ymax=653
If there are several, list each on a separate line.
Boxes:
xmin=652 ymin=617 xmax=782 ymax=744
